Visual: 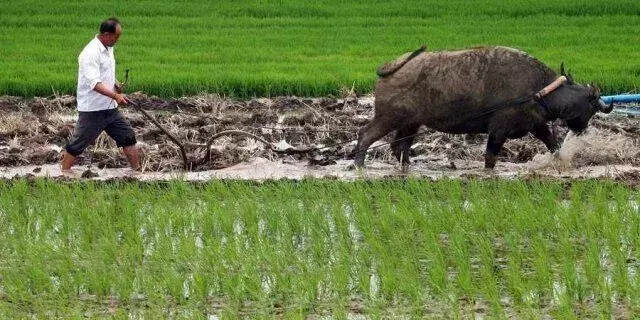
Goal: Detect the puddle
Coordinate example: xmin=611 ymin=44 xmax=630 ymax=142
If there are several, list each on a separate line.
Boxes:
xmin=369 ymin=265 xmax=379 ymax=300
xmin=261 ymin=274 xmax=273 ymax=295
xmin=50 ymin=275 xmax=60 ymax=292
xmin=195 ymin=234 xmax=204 ymax=249
xmin=552 ymin=281 xmax=566 ymax=305
xmin=3 ymin=157 xmax=640 ymax=182
xmin=311 ymin=314 xmax=370 ymax=320
xmin=182 ymin=274 xmax=194 ymax=299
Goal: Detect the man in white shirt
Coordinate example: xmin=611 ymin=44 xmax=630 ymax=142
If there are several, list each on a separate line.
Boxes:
xmin=61 ymin=17 xmax=140 ymax=172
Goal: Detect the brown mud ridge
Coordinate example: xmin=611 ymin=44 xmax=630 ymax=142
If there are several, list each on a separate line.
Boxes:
xmin=1 ymin=93 xmax=639 ymax=181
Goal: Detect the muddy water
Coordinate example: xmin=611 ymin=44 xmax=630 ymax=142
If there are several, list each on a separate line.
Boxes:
xmin=1 ymin=94 xmax=639 ymax=181
xmin=3 ymin=157 xmax=639 ymax=181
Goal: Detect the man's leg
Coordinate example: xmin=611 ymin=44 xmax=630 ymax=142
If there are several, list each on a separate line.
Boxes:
xmin=62 ymin=111 xmax=104 ymax=172
xmin=105 ymin=109 xmax=140 ymax=171
xmin=61 ymin=151 xmax=76 ymax=171
xmin=122 ymin=145 xmax=140 ymax=171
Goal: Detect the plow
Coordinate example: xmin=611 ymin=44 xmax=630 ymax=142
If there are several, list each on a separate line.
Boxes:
xmin=119 ymin=70 xmax=417 ymax=171
xmin=122 ymin=70 xmax=325 ymax=171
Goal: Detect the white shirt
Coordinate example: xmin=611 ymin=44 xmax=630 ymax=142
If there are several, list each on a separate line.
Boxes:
xmin=76 ymin=36 xmax=117 ymax=112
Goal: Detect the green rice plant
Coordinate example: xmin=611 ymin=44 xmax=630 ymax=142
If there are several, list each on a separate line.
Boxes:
xmin=474 ymin=234 xmax=505 ymax=318
xmin=1 ymin=1 xmax=640 ymax=98
xmin=0 ymin=178 xmax=638 ymax=318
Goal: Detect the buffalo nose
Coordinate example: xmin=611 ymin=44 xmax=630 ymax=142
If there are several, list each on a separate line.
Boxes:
xmin=598 ymin=99 xmax=614 ymax=113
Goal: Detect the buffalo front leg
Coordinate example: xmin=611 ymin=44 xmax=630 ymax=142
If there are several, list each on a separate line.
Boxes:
xmin=351 ymin=117 xmax=395 ymax=168
xmin=532 ymin=124 xmax=559 ymax=152
xmin=485 ymin=132 xmax=507 ymax=169
xmin=390 ymin=124 xmax=420 ymax=165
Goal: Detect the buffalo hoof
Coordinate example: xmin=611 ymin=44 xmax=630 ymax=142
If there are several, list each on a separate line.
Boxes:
xmin=484 ymin=155 xmax=497 ymax=170
xmin=350 ymin=156 xmax=365 ymax=169
xmin=483 ymin=163 xmax=496 ymax=170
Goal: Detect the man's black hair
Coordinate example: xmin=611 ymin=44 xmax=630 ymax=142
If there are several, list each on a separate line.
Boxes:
xmin=99 ymin=17 xmax=121 ymax=34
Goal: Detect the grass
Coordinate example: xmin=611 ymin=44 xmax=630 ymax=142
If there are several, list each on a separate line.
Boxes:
xmin=0 ymin=178 xmax=639 ymax=318
xmin=1 ymin=0 xmax=640 ymax=98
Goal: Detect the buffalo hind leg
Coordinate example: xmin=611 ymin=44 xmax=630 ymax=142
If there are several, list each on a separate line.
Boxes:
xmin=351 ymin=116 xmax=395 ymax=167
xmin=532 ymin=124 xmax=559 ymax=152
xmin=391 ymin=124 xmax=420 ymax=165
xmin=485 ymin=132 xmax=507 ymax=169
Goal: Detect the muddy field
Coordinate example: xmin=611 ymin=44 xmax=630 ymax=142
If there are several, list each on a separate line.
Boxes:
xmin=1 ymin=93 xmax=639 ymax=181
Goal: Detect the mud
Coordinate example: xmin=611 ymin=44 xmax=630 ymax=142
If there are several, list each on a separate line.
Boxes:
xmin=1 ymin=93 xmax=639 ymax=181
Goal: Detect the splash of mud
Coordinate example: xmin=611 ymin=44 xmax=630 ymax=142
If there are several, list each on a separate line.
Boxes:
xmin=529 ymin=131 xmax=583 ymax=170
xmin=529 ymin=126 xmax=639 ymax=170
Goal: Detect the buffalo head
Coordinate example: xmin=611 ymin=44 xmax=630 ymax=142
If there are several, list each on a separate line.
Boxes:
xmin=553 ymin=64 xmax=613 ymax=134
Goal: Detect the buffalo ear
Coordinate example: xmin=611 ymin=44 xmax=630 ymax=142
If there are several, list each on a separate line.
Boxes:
xmin=592 ymin=83 xmax=600 ymax=98
xmin=560 ymin=62 xmax=566 ymax=76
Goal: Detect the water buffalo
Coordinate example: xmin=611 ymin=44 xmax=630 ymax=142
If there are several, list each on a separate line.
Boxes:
xmin=351 ymin=46 xmax=613 ymax=169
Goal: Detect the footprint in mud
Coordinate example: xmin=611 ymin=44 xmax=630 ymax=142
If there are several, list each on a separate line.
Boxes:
xmin=81 ymin=169 xmax=100 ymax=178
xmin=60 ymin=169 xmax=79 ymax=178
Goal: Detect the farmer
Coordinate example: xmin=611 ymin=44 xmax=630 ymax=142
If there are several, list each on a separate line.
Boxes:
xmin=61 ymin=17 xmax=140 ymax=172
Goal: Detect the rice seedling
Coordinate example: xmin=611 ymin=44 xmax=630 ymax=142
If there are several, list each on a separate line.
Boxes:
xmin=0 ymin=178 xmax=638 ymax=318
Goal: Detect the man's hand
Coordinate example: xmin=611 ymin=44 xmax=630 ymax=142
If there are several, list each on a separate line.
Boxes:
xmin=113 ymin=93 xmax=128 ymax=105
xmin=94 ymin=82 xmax=128 ymax=105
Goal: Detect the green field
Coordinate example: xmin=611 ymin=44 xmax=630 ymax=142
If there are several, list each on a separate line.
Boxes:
xmin=2 ymin=0 xmax=640 ymax=98
xmin=1 ymin=179 xmax=639 ymax=318
xmin=3 ymin=2 xmax=640 ymax=318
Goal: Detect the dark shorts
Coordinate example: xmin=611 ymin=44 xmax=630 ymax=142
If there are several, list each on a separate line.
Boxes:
xmin=65 ymin=108 xmax=137 ymax=156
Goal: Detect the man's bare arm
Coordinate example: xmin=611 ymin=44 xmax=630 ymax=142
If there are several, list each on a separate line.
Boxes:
xmin=94 ymin=82 xmax=127 ymax=104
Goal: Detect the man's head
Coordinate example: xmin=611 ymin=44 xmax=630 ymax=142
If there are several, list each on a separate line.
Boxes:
xmin=98 ymin=17 xmax=122 ymax=47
